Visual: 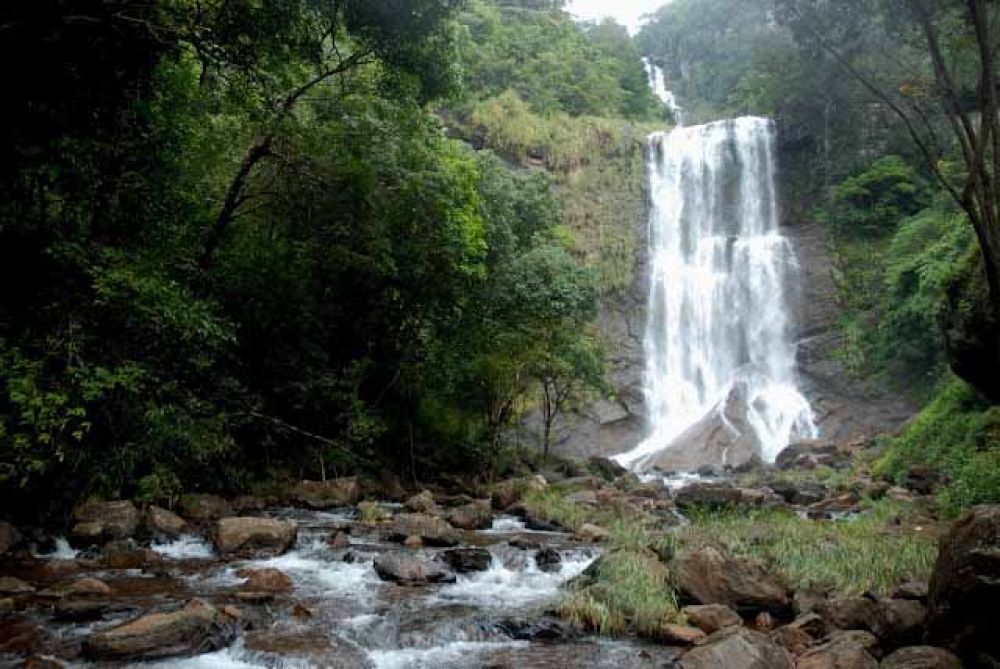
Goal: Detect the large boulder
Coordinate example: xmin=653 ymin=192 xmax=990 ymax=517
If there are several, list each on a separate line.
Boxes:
xmin=145 ymin=506 xmax=187 ymax=539
xmin=871 ymin=599 xmax=925 ymax=651
xmin=437 ymin=548 xmax=492 ymax=573
xmin=387 ymin=514 xmax=459 ymax=547
xmin=178 ymin=494 xmax=233 ymax=522
xmin=678 ymin=626 xmax=795 ymax=669
xmin=403 ymin=490 xmax=438 ymax=514
xmin=0 ymin=521 xmax=21 ymax=555
xmin=673 ymin=546 xmax=790 ymax=615
xmin=101 ymin=541 xmax=164 ymax=570
xmin=214 ymin=517 xmax=297 ymax=557
xmin=682 ymin=604 xmax=742 ymax=634
xmin=81 ymin=599 xmax=238 ymax=660
xmin=798 ymin=630 xmax=880 ymax=669
xmin=674 ymin=483 xmax=744 ymax=511
xmin=447 ymin=500 xmax=492 ymax=531
xmin=775 ymin=439 xmax=839 ymax=471
xmin=291 ymin=478 xmax=361 ymax=509
xmin=373 ymin=553 xmax=456 ymax=585
xmin=880 ymin=646 xmax=963 ymax=669
xmin=71 ymin=500 xmax=140 ymax=544
xmin=925 ymin=504 xmax=1000 ymax=666
xmin=818 ymin=597 xmax=879 ymax=632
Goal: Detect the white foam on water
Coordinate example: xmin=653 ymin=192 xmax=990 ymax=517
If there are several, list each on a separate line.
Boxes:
xmin=151 ymin=534 xmax=214 ymax=559
xmin=369 ymin=640 xmax=529 ymax=669
xmin=431 ymin=553 xmax=595 ymax=609
xmin=244 ymin=548 xmax=380 ymax=600
xmin=137 ymin=641 xmax=314 ymax=669
xmin=481 ymin=516 xmax=527 ymax=533
xmin=35 ymin=537 xmax=77 ymax=559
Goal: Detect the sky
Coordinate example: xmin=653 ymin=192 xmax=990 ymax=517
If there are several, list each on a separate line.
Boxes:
xmin=567 ymin=0 xmax=667 ymax=34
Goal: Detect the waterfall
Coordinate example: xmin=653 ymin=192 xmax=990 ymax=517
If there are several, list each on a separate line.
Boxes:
xmin=642 ymin=58 xmax=684 ymax=125
xmin=615 ymin=117 xmax=817 ymax=470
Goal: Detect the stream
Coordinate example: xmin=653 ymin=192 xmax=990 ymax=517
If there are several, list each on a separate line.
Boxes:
xmin=3 ymin=507 xmax=682 ymax=669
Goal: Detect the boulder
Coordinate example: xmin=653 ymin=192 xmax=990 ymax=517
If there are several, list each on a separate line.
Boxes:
xmin=71 ymin=500 xmax=140 ymax=544
xmin=871 ymin=599 xmax=924 ymax=651
xmin=659 ymin=624 xmax=707 ymax=646
xmin=404 ymin=535 xmax=423 ymax=548
xmin=388 ymin=514 xmax=459 ymax=547
xmin=101 ymin=541 xmax=164 ymax=569
xmin=437 ymin=547 xmax=492 ymax=573
xmin=574 ymin=523 xmax=610 ymax=543
xmin=291 ymin=478 xmax=361 ymax=509
xmin=818 ymin=597 xmax=878 ymax=631
xmin=373 ymin=553 xmax=456 ymax=585
xmin=492 ymin=479 xmax=525 ymax=510
xmin=447 ymin=500 xmax=492 ymax=531
xmin=81 ymin=599 xmax=238 ymax=660
xmin=0 ymin=577 xmax=34 ymax=595
xmin=798 ymin=630 xmax=880 ymax=669
xmin=674 ymin=546 xmax=790 ymax=615
xmin=53 ymin=599 xmax=112 ymax=622
xmin=588 ymin=456 xmax=627 ymax=481
xmin=145 ymin=506 xmax=187 ymax=539
xmin=775 ymin=440 xmax=838 ymax=470
xmin=880 ymin=646 xmax=963 ymax=669
xmin=236 ymin=568 xmax=294 ymax=593
xmin=0 ymin=521 xmax=20 ymax=555
xmin=786 ymin=612 xmax=828 ymax=639
xmin=925 ymin=504 xmax=1000 ymax=666
xmin=404 ymin=490 xmax=438 ymax=514
xmin=497 ymin=616 xmax=578 ymax=642
xmin=678 ymin=626 xmax=795 ymax=669
xmin=682 ymin=604 xmax=743 ymax=634
xmin=771 ymin=624 xmax=814 ymax=656
xmin=178 ymin=494 xmax=232 ymax=522
xmin=67 ymin=578 xmax=111 ymax=597
xmin=768 ymin=481 xmax=828 ymax=506
xmin=534 ymin=547 xmax=562 ymax=573
xmin=214 ymin=517 xmax=297 ymax=557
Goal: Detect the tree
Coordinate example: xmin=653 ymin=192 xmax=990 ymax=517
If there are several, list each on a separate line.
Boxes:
xmin=782 ymin=0 xmax=1000 ymax=313
xmin=530 ymin=331 xmax=605 ymax=458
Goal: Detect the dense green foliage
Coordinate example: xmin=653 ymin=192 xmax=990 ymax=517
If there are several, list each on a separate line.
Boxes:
xmin=877 ymin=379 xmax=1000 ymax=514
xmin=0 ymin=0 xmax=621 ymax=519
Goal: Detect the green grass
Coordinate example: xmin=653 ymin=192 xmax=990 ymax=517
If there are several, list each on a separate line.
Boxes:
xmin=679 ymin=501 xmax=937 ymax=596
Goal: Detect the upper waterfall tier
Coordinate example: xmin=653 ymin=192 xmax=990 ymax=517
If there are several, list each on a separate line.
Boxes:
xmin=615 ymin=117 xmax=817 ymax=471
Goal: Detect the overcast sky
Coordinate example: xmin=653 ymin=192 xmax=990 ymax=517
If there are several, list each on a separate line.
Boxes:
xmin=567 ymin=0 xmax=667 ymax=34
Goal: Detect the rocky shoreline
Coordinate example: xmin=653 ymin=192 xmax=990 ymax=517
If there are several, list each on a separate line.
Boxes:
xmin=0 ymin=444 xmax=996 ymax=668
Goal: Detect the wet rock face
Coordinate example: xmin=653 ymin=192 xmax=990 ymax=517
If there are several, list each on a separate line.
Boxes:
xmin=214 ymin=517 xmax=297 ymax=557
xmin=71 ymin=500 xmax=140 ymax=545
xmin=437 ymin=548 xmax=492 ymax=573
xmin=81 ymin=599 xmax=238 ymax=661
xmin=673 ymin=546 xmax=790 ymax=615
xmin=373 ymin=553 xmax=457 ymax=586
xmin=534 ymin=548 xmax=562 ymax=574
xmin=291 ymin=478 xmax=362 ymax=509
xmin=925 ymin=504 xmax=1000 ymax=666
xmin=880 ymin=646 xmax=963 ymax=669
xmin=388 ymin=514 xmax=460 ymax=547
xmin=678 ymin=626 xmax=795 ymax=669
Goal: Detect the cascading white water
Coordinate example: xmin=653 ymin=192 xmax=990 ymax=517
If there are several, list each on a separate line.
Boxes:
xmin=642 ymin=58 xmax=684 ymax=125
xmin=615 ymin=117 xmax=817 ymax=470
